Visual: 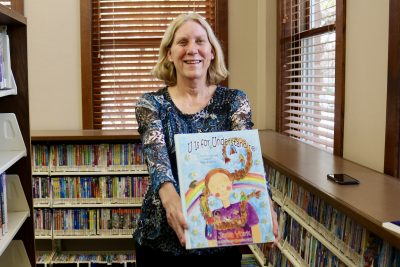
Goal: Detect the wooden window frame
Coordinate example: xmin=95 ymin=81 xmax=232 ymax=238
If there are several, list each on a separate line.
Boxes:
xmin=12 ymin=0 xmax=22 ymax=13
xmin=276 ymin=0 xmax=346 ymax=156
xmin=80 ymin=0 xmax=228 ymax=129
xmin=384 ymin=0 xmax=400 ymax=178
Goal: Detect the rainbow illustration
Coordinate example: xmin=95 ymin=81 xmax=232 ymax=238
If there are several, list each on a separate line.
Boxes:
xmin=184 ymin=173 xmax=267 ymax=215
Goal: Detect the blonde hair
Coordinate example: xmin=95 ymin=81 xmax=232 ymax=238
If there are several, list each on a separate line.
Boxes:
xmin=152 ymin=13 xmax=228 ymax=86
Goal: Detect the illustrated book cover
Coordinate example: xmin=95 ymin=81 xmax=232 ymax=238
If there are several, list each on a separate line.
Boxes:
xmin=174 ymin=129 xmax=275 ymax=249
xmin=382 ymin=220 xmax=400 ymax=235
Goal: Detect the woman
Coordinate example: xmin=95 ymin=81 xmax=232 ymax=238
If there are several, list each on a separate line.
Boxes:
xmin=134 ymin=12 xmax=278 ymax=267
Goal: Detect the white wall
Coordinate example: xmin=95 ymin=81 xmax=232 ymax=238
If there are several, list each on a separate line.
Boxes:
xmin=228 ymin=0 xmax=276 ymax=130
xmin=343 ymin=0 xmax=389 ymax=171
xmin=26 ymin=0 xmax=274 ymax=131
xmin=26 ymin=0 xmax=82 ymax=130
xmin=25 ymin=0 xmax=390 ymax=172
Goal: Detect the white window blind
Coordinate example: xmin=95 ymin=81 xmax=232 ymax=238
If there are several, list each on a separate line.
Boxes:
xmin=91 ymin=0 xmax=217 ymax=130
xmin=0 ymin=1 xmax=11 ymax=8
xmin=280 ymin=0 xmax=337 ymax=152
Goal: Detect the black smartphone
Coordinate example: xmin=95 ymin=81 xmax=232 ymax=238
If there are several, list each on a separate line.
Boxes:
xmin=327 ymin=174 xmax=360 ymax=185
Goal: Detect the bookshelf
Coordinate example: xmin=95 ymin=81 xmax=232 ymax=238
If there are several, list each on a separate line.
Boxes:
xmin=31 ymin=129 xmax=148 ymax=266
xmin=0 ymin=1 xmax=35 ymax=266
xmin=249 ymin=130 xmax=400 ymax=266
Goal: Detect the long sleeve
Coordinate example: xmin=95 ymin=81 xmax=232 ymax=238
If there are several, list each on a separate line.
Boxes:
xmin=135 ymin=94 xmax=178 ymax=193
xmin=230 ymin=90 xmax=254 ymax=131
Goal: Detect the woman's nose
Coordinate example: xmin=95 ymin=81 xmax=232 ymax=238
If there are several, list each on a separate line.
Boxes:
xmin=186 ymin=41 xmax=198 ymax=54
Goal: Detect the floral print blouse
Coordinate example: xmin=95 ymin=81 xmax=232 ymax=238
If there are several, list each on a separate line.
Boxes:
xmin=134 ymin=86 xmax=268 ymax=256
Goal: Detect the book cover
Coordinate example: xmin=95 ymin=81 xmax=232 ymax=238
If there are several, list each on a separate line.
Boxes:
xmin=382 ymin=220 xmax=400 ymax=235
xmin=174 ymin=129 xmax=275 ymax=249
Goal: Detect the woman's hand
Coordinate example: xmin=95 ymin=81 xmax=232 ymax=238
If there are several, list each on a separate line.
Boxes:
xmin=271 ymin=206 xmax=280 ymax=246
xmin=266 ymin=198 xmax=280 ymax=249
xmin=159 ymin=182 xmax=188 ymax=246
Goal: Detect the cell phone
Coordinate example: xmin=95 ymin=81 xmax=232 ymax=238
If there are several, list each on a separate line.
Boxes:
xmin=327 ymin=174 xmax=360 ymax=185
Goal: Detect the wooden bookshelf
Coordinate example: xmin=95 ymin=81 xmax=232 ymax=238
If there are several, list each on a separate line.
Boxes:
xmin=32 ymin=129 xmax=146 ymax=266
xmin=258 ymin=130 xmax=400 ymax=248
xmin=258 ymin=129 xmax=400 ymax=263
xmin=0 ymin=1 xmax=35 ymax=266
xmin=31 ymin=129 xmax=141 ymax=142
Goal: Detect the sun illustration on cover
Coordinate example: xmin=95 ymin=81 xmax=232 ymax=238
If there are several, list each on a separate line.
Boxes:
xmin=183 ymin=137 xmax=271 ymax=248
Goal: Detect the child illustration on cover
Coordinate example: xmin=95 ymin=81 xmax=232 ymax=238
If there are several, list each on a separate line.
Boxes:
xmin=199 ymin=138 xmax=262 ymax=247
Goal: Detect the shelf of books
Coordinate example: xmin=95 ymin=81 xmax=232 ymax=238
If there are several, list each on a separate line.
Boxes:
xmin=241 ymin=253 xmax=263 ymax=267
xmin=0 ymin=112 xmax=32 ymax=267
xmin=0 ymin=174 xmax=30 ymax=256
xmin=255 ymin=130 xmax=400 ymax=267
xmin=0 ymin=173 xmax=29 ymax=248
xmin=0 ymin=1 xmax=35 ymax=265
xmin=31 ymin=129 xmax=148 ymax=266
xmin=266 ymin=177 xmax=361 ymax=267
xmin=248 ymin=244 xmax=267 ymax=266
xmin=36 ymin=250 xmax=54 ymax=267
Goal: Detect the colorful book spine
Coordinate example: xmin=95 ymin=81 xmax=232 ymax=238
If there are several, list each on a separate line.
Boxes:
xmin=34 ymin=208 xmax=52 ymax=236
xmin=1 ymin=172 xmax=7 ymax=234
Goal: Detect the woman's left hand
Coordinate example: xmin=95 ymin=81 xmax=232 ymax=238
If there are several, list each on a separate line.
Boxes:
xmin=266 ymin=199 xmax=280 ymax=249
xmin=158 ymin=182 xmax=188 ymax=246
xmin=271 ymin=206 xmax=280 ymax=246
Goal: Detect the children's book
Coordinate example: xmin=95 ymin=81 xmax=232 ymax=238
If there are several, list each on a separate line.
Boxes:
xmin=174 ymin=129 xmax=275 ymax=249
xmin=382 ymin=220 xmax=400 ymax=235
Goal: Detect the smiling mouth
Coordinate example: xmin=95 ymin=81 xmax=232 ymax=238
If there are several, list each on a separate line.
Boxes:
xmin=184 ymin=60 xmax=202 ymax=64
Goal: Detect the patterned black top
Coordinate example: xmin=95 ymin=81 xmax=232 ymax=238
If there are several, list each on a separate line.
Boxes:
xmin=134 ymin=86 xmax=260 ymax=255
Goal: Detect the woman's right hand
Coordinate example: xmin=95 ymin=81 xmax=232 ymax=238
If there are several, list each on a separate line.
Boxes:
xmin=158 ymin=182 xmax=188 ymax=246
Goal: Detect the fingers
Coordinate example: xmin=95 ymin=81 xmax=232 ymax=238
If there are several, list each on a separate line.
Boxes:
xmin=158 ymin=183 xmax=188 ymax=247
xmin=166 ymin=207 xmax=188 ymax=246
xmin=176 ymin=210 xmax=188 ymax=246
xmin=178 ymin=211 xmax=189 ymax=230
xmin=270 ymin=206 xmax=280 ymax=248
xmin=266 ymin=233 xmax=280 ymax=250
xmin=176 ymin=219 xmax=187 ymax=246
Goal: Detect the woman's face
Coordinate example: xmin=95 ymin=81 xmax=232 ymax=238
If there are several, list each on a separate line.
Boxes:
xmin=168 ymin=20 xmax=214 ymax=84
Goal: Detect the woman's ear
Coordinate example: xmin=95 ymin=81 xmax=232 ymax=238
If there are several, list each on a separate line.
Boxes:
xmin=167 ymin=50 xmax=173 ymax=62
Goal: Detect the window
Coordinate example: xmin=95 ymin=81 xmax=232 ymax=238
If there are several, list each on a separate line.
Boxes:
xmin=1 ymin=0 xmax=23 ymax=13
xmin=81 ymin=0 xmax=227 ymax=130
xmin=277 ymin=0 xmax=345 ymax=155
xmin=0 ymin=1 xmax=10 ymax=8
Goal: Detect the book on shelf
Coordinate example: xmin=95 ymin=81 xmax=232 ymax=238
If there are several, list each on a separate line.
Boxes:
xmin=382 ymin=220 xmax=400 ymax=235
xmin=175 ymin=129 xmax=275 ymax=249
xmin=0 ymin=172 xmax=7 ymax=235
xmin=0 ymin=26 xmax=16 ymax=94
xmin=50 ymin=208 xmax=140 ymax=236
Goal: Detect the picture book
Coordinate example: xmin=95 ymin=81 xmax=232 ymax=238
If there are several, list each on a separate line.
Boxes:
xmin=382 ymin=220 xmax=400 ymax=235
xmin=174 ymin=129 xmax=275 ymax=249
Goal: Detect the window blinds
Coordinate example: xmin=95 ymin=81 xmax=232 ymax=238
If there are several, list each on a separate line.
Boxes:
xmin=91 ymin=0 xmax=216 ymax=130
xmin=280 ymin=0 xmax=337 ymax=152
xmin=0 ymin=1 xmax=11 ymax=8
